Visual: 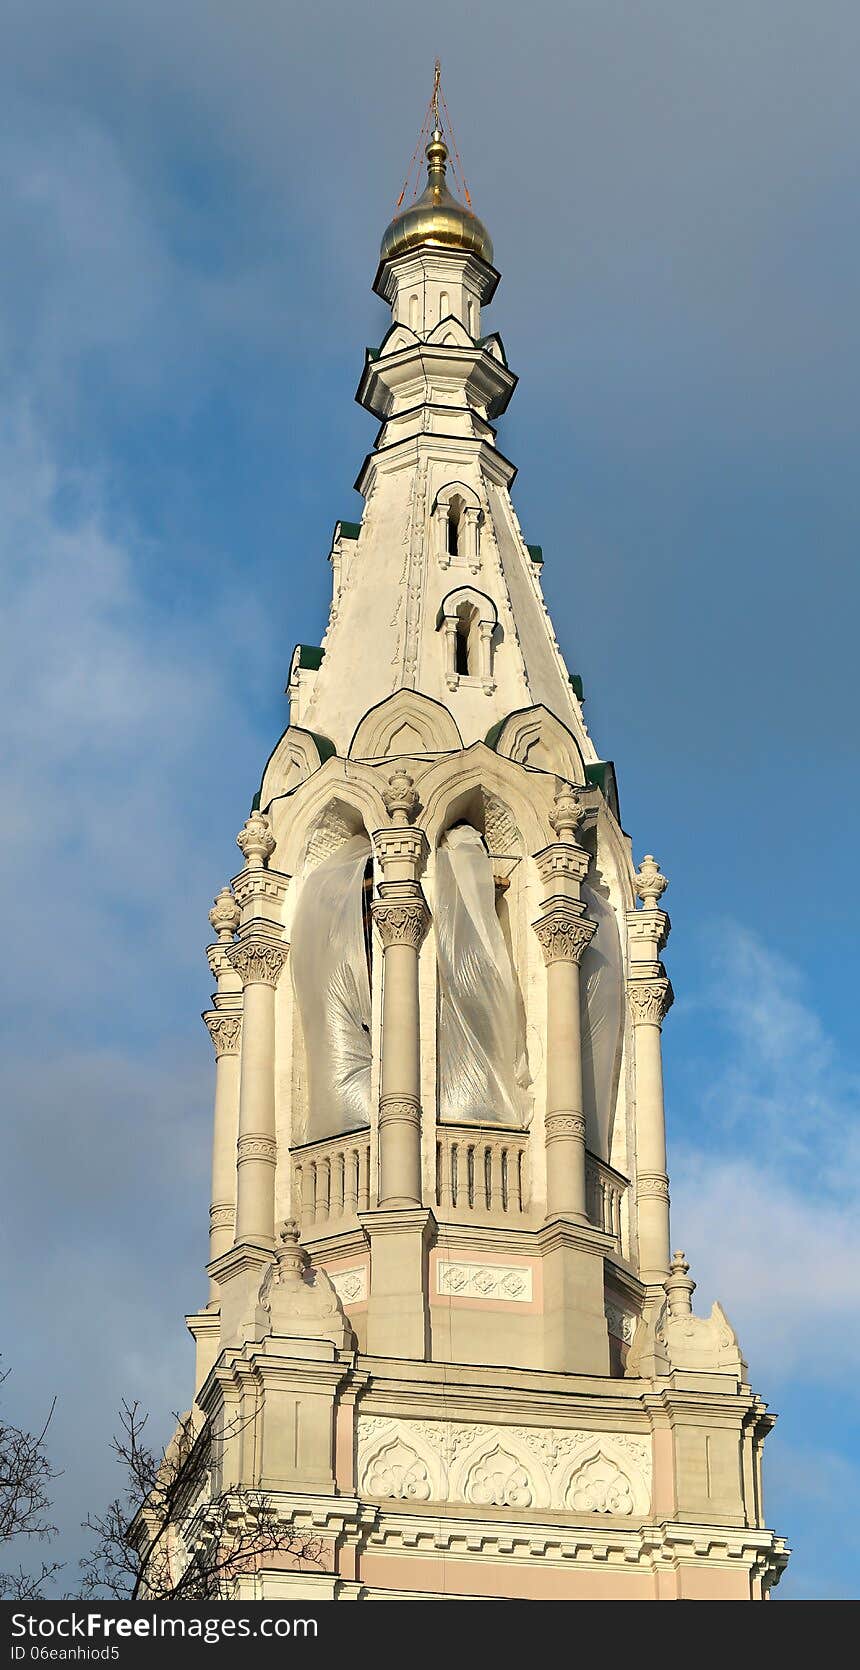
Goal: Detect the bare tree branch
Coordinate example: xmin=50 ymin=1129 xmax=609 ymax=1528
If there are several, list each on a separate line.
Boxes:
xmin=0 ymin=1358 xmax=61 ymax=1600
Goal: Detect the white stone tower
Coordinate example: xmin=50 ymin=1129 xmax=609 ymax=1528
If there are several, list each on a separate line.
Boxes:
xmin=182 ymin=95 xmax=789 ymax=1600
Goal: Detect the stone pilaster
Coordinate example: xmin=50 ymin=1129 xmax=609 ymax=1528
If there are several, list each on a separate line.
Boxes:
xmin=202 ymin=1010 xmax=242 ymax=1300
xmin=228 ymin=938 xmax=287 ymax=1247
xmin=628 ymin=855 xmax=673 ymax=1287
xmin=532 ymin=784 xmax=595 ymax=1224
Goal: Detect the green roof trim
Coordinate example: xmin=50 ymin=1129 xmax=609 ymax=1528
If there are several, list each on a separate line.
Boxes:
xmin=251 ymin=790 xmax=261 ymax=812
xmin=295 ymin=644 xmax=325 ymax=672
xmin=527 ymin=543 xmax=544 ymax=565
xmin=568 ymin=672 xmax=584 ymax=702
xmin=337 ymin=521 xmax=361 ymax=540
xmin=308 ymin=731 xmax=336 ymax=763
xmin=484 ymin=718 xmax=507 ymax=751
xmin=585 ymin=760 xmax=620 ymax=819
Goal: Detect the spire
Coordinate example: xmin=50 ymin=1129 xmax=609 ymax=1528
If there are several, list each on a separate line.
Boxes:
xmin=379 ymin=65 xmax=493 ymax=267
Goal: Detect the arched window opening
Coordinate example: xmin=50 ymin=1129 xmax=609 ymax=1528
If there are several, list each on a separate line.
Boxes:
xmin=455 ymin=601 xmax=477 ymax=675
xmin=290 ymin=834 xmax=372 ymax=1141
xmin=439 ymin=289 xmax=449 ymax=318
xmin=447 ymin=494 xmax=464 ymax=558
xmin=409 ymin=293 xmax=419 ymax=329
xmin=467 ymin=297 xmax=476 ymax=334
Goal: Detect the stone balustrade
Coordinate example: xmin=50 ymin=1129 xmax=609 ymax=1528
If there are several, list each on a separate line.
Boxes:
xmin=292 ymin=1129 xmax=373 ymax=1232
xmin=585 ymin=1152 xmax=627 ymax=1250
xmin=435 ymin=1123 xmax=530 ymax=1220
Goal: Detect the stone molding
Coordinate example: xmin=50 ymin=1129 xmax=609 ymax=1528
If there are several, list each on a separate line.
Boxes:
xmin=227 ymin=940 xmax=287 ymax=988
xmin=209 ymin=1203 xmax=235 ymax=1233
xmin=237 ymin=1135 xmax=277 ymax=1166
xmin=203 ymin=1012 xmax=242 ymax=1058
xmin=378 ymin=1095 xmax=421 ymax=1130
xmin=636 ymin=1169 xmax=670 ymax=1202
xmin=545 ymin=1111 xmax=587 ymax=1142
xmin=532 ymin=911 xmax=596 ymax=966
xmin=627 ymin=977 xmax=673 ymax=1026
xmin=356 ymin=1416 xmax=651 ymax=1516
xmin=371 ymin=899 xmax=430 ymax=950
xmin=436 ymin=1261 xmax=533 ymax=1303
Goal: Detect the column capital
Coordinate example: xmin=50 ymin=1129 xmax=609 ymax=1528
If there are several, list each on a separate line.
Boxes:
xmin=533 ymin=909 xmax=596 ymax=966
xmin=227 ymin=939 xmax=288 ymax=988
xmin=203 ymin=1011 xmax=243 ymax=1057
xmin=627 ymin=976 xmax=674 ymax=1026
xmin=372 ymin=896 xmax=430 ymax=950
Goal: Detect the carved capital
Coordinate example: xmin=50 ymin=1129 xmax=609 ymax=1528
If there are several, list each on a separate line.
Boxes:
xmin=378 ymin=1096 xmax=422 ymax=1130
xmin=634 ymin=854 xmax=668 ymax=911
xmin=236 ymin=809 xmax=276 ymax=869
xmin=203 ymin=1012 xmax=242 ymax=1058
xmin=533 ymin=911 xmax=596 ymax=966
xmin=372 ymin=899 xmax=429 ymax=950
xmin=227 ymin=939 xmax=287 ymax=988
xmin=636 ymin=1169 xmax=670 ymax=1202
xmin=237 ymin=1135 xmax=277 ymax=1166
xmin=545 ymin=1111 xmax=586 ymax=1143
xmin=628 ymin=977 xmax=673 ymax=1026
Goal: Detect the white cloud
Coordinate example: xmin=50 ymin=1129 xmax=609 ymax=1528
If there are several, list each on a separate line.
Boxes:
xmin=670 ymin=920 xmax=860 ymax=1385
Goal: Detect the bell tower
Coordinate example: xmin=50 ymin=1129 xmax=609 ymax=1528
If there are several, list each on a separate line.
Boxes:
xmin=179 ymin=77 xmax=789 ymax=1600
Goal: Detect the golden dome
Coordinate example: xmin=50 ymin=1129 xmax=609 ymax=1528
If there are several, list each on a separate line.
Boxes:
xmin=380 ymin=130 xmax=493 ymax=267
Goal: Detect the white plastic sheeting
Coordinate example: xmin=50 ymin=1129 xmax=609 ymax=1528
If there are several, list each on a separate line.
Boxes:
xmin=580 ymin=872 xmax=623 ymax=1159
xmin=435 ymin=823 xmax=529 ymax=1128
xmin=290 ymin=834 xmax=372 ymax=1142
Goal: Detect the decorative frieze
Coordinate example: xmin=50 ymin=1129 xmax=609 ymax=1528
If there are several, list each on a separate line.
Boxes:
xmin=532 ymin=911 xmax=595 ymax=966
xmin=546 ymin=1111 xmax=586 ymax=1142
xmin=356 ymin=1416 xmax=652 ymax=1516
xmin=371 ymin=900 xmax=429 ymax=950
xmin=627 ymin=977 xmax=673 ymax=1026
xmin=237 ymin=1135 xmax=277 ymax=1165
xmin=378 ymin=1095 xmax=421 ymax=1130
xmin=209 ymin=1203 xmax=235 ymax=1234
xmin=636 ymin=1169 xmax=670 ymax=1202
xmin=227 ymin=940 xmax=287 ymax=988
xmin=203 ymin=1012 xmax=242 ymax=1058
xmin=436 ymin=1260 xmax=534 ymax=1303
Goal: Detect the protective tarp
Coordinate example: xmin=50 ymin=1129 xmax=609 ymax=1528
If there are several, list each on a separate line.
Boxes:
xmin=580 ymin=872 xmax=623 ymax=1159
xmin=435 ymin=823 xmax=529 ymax=1127
xmin=290 ymin=834 xmax=372 ymax=1142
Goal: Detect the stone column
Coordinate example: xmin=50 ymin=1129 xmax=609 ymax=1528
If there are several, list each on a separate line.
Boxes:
xmin=227 ymin=810 xmax=289 ymax=1250
xmin=533 ymin=784 xmax=595 ymax=1223
xmin=371 ymin=770 xmax=429 ymax=1209
xmin=202 ymin=886 xmax=242 ymax=1305
xmin=627 ymin=854 xmax=673 ymax=1287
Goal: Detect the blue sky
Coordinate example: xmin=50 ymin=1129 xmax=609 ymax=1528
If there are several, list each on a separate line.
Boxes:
xmin=0 ymin=1 xmax=857 ymax=1600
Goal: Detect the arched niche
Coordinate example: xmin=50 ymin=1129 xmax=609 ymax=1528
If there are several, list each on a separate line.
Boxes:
xmin=487 ymin=705 xmax=587 ymax=785
xmin=258 ymin=726 xmax=336 ymax=810
xmin=425 ymin=315 xmax=473 ymax=350
xmin=349 ymin=688 xmax=463 ymax=760
xmin=432 ymin=481 xmax=482 ymax=571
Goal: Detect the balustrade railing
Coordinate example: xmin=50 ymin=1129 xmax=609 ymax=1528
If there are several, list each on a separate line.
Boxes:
xmin=585 ymin=1152 xmax=626 ymax=1249
xmin=292 ymin=1129 xmax=373 ymax=1233
xmin=435 ymin=1123 xmax=530 ymax=1220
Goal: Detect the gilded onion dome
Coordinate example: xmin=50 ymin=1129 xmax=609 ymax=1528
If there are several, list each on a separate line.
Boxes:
xmin=380 ymin=129 xmax=493 ymax=267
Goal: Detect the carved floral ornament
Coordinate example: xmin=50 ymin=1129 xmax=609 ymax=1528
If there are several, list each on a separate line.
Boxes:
xmin=549 ymin=782 xmax=585 ymax=842
xmin=236 ymin=809 xmax=276 ymax=869
xmin=371 ymin=898 xmax=430 ymax=949
xmin=208 ymin=887 xmax=240 ymax=941
xmin=532 ymin=911 xmax=596 ymax=966
xmin=627 ymin=978 xmax=673 ymax=1027
xmin=226 ymin=940 xmax=287 ymax=988
xmin=356 ymin=1417 xmax=651 ymax=1516
xmin=381 ymin=767 xmax=420 ymax=825
xmin=634 ymin=854 xmax=668 ymax=911
xmin=203 ymin=1012 xmax=242 ymax=1058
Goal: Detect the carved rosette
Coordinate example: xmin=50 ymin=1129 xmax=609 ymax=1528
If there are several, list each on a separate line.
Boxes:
xmin=378 ymin=1095 xmax=421 ymax=1131
xmin=203 ymin=1012 xmax=242 ymax=1058
xmin=227 ymin=940 xmax=287 ymax=988
xmin=636 ymin=1169 xmax=670 ymax=1202
xmin=532 ymin=911 xmax=596 ymax=966
xmin=371 ymin=899 xmax=429 ymax=951
xmin=545 ymin=1111 xmax=587 ymax=1144
xmin=627 ymin=977 xmax=673 ymax=1027
xmin=237 ymin=1135 xmax=277 ymax=1166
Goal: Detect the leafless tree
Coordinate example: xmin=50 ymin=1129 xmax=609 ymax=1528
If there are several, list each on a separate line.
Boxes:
xmin=0 ymin=1360 xmax=62 ymax=1599
xmin=79 ymin=1401 xmax=320 ymax=1600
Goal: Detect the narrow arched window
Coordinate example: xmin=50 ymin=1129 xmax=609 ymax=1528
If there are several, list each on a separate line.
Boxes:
xmin=455 ymin=620 xmax=470 ymax=675
xmin=446 ymin=494 xmax=464 ymax=558
xmin=439 ymin=289 xmax=449 ymax=318
xmin=409 ymin=294 xmax=419 ymax=329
